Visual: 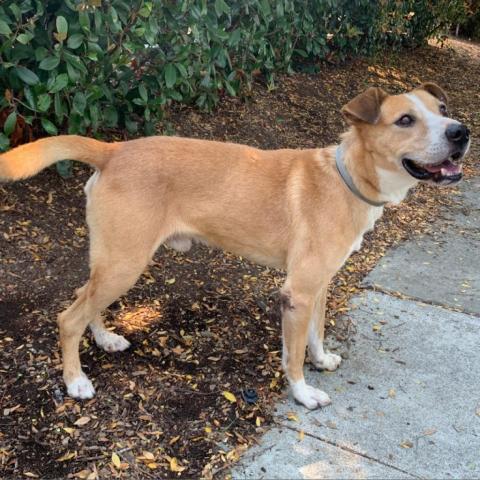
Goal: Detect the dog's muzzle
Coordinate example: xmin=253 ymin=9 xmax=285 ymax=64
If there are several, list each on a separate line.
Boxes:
xmin=402 ymin=122 xmax=470 ymax=185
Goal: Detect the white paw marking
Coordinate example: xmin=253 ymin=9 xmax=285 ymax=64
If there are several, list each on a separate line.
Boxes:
xmin=93 ymin=330 xmax=131 ymax=353
xmin=66 ymin=374 xmax=95 ymax=399
xmin=291 ymin=378 xmax=331 ymax=409
xmin=308 ymin=337 xmax=342 ymax=371
xmin=312 ymin=351 xmax=342 ymax=371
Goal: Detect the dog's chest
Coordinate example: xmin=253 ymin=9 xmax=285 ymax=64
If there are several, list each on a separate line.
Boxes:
xmin=346 ymin=207 xmax=383 ymax=259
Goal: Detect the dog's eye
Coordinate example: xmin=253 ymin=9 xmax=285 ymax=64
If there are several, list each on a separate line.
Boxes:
xmin=439 ymin=104 xmax=448 ymax=116
xmin=395 ymin=114 xmax=415 ymax=127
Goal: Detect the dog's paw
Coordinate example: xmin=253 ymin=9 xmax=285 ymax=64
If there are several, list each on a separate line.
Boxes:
xmin=66 ymin=374 xmax=95 ymax=399
xmin=291 ymin=379 xmax=331 ymax=409
xmin=312 ymin=352 xmax=342 ymax=371
xmin=94 ymin=330 xmax=131 ymax=353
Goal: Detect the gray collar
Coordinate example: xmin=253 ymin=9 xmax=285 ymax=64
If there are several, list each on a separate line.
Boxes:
xmin=335 ymin=145 xmax=386 ymax=208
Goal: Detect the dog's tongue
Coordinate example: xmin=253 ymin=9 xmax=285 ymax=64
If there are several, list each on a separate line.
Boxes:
xmin=424 ymin=160 xmax=461 ymax=175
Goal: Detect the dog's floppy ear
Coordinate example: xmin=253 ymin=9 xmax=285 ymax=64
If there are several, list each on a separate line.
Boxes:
xmin=420 ymin=82 xmax=448 ymax=105
xmin=342 ymin=87 xmax=388 ymax=125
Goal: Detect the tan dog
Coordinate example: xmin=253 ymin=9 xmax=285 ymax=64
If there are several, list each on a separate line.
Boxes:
xmin=0 ymin=83 xmax=470 ymax=409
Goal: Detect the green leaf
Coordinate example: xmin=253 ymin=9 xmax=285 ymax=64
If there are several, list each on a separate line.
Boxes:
xmin=15 ymin=67 xmax=39 ymax=85
xmin=54 ymin=93 xmax=64 ymax=120
xmin=0 ymin=20 xmax=12 ymax=36
xmin=164 ymin=64 xmax=177 ymax=89
xmin=227 ymin=29 xmax=241 ymax=46
xmin=41 ymin=118 xmax=58 ymax=135
xmin=144 ymin=120 xmax=155 ymax=136
xmin=24 ymin=87 xmax=36 ymax=110
xmin=104 ymin=106 xmax=118 ymax=127
xmin=78 ymin=11 xmax=90 ymax=31
xmin=66 ymin=62 xmax=81 ymax=82
xmin=259 ymin=0 xmax=272 ymax=18
xmin=175 ymin=63 xmax=188 ymax=78
xmin=67 ymin=33 xmax=84 ymax=49
xmin=169 ymin=90 xmax=182 ymax=101
xmin=89 ymin=104 xmax=99 ymax=131
xmin=9 ymin=4 xmax=21 ymax=20
xmin=37 ymin=94 xmax=52 ymax=112
xmin=35 ymin=47 xmax=49 ymax=61
xmin=200 ymin=74 xmax=211 ymax=89
xmin=39 ymin=56 xmax=60 ymax=71
xmin=73 ymin=92 xmax=86 ymax=114
xmin=138 ymin=6 xmax=151 ymax=18
xmin=64 ymin=52 xmax=87 ymax=74
xmin=17 ymin=33 xmax=33 ymax=45
xmin=4 ymin=112 xmax=17 ymax=136
xmin=125 ymin=118 xmax=138 ymax=134
xmin=224 ymin=80 xmax=236 ymax=96
xmin=0 ymin=133 xmax=10 ymax=152
xmin=214 ymin=0 xmax=230 ymax=17
xmin=56 ymin=160 xmax=72 ymax=178
xmin=56 ymin=16 xmax=68 ymax=34
xmin=139 ymin=84 xmax=148 ymax=102
xmin=49 ymin=74 xmax=69 ymax=93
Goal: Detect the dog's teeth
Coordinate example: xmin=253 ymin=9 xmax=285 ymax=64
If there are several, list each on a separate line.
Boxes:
xmin=441 ymin=167 xmax=457 ymax=177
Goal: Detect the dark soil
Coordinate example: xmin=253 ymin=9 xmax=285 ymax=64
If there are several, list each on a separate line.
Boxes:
xmin=0 ymin=38 xmax=479 ymax=479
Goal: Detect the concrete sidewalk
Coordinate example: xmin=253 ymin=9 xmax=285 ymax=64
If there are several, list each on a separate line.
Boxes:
xmin=232 ymin=176 xmax=480 ymax=479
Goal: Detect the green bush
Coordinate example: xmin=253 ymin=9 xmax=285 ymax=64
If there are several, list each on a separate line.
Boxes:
xmin=456 ymin=1 xmax=480 ymax=39
xmin=0 ymin=0 xmax=466 ymax=154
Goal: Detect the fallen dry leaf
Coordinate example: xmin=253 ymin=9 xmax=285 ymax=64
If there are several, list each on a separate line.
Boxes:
xmin=56 ymin=451 xmax=76 ymax=462
xmin=142 ymin=451 xmax=155 ymax=460
xmin=170 ymin=457 xmax=186 ymax=473
xmin=222 ymin=391 xmax=237 ymax=403
xmin=73 ymin=416 xmax=91 ymax=426
xmin=111 ymin=452 xmax=121 ymax=469
xmin=72 ymin=469 xmax=92 ymax=479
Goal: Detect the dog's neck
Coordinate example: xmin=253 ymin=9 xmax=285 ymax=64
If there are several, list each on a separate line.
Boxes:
xmin=339 ymin=130 xmax=417 ymax=205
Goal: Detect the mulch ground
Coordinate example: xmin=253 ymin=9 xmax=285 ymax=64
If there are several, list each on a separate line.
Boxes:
xmin=0 ymin=38 xmax=479 ymax=479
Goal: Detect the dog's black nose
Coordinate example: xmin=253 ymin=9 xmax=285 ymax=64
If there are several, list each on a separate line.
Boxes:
xmin=445 ymin=123 xmax=470 ymax=144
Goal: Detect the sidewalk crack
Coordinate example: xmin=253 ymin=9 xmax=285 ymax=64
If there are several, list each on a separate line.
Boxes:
xmin=362 ymin=284 xmax=480 ymax=318
xmin=280 ymin=422 xmax=422 ymax=479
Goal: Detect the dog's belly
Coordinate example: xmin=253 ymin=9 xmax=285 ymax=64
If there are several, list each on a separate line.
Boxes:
xmin=165 ymin=232 xmax=287 ymax=269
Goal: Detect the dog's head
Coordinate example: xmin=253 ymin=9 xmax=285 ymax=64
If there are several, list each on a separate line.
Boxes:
xmin=342 ymin=83 xmax=470 ymax=186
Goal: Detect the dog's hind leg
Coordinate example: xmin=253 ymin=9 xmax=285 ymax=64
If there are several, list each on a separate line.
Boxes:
xmin=58 ymin=252 xmax=152 ymax=399
xmin=89 ymin=314 xmax=131 ymax=353
xmin=73 ymin=285 xmax=131 ymax=352
xmin=58 ymin=187 xmax=168 ymax=398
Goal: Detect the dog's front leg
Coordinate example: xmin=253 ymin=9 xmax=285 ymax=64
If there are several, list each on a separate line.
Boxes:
xmin=281 ymin=280 xmax=332 ymax=409
xmin=308 ymin=288 xmax=342 ymax=371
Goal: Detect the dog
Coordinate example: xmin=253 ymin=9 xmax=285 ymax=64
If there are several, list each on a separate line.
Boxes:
xmin=0 ymin=83 xmax=470 ymax=409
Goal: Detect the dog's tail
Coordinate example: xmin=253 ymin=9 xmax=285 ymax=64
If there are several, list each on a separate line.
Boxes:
xmin=0 ymin=135 xmax=116 ymax=181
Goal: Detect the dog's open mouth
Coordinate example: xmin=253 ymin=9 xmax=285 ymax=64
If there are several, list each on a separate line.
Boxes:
xmin=402 ymin=155 xmax=463 ymax=183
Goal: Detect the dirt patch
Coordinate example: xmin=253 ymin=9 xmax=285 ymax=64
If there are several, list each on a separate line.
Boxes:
xmin=0 ymin=38 xmax=479 ymax=479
